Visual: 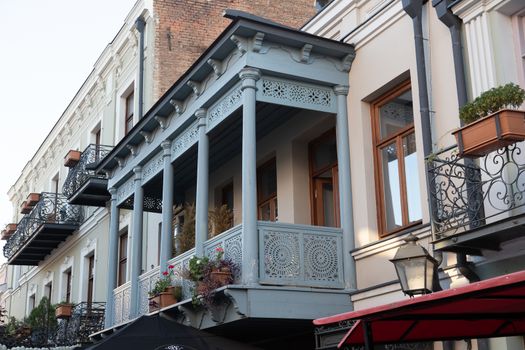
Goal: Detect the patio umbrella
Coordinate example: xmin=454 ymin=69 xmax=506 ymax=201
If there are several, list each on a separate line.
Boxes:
xmin=85 ymin=314 xmax=262 ymax=350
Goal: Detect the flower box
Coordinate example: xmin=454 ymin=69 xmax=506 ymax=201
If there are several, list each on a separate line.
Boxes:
xmin=149 ymin=286 xmax=178 ymax=311
xmin=453 ymin=109 xmax=525 ymax=157
xmin=26 ymin=193 xmax=41 ymax=206
xmin=20 ymin=201 xmax=32 ymax=214
xmin=1 ymin=224 xmax=16 ymax=240
xmin=55 ymin=303 xmax=73 ymax=318
xmin=210 ymin=269 xmax=233 ymax=285
xmin=64 ymin=150 xmax=82 ymax=167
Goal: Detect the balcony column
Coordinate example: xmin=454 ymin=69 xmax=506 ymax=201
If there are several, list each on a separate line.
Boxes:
xmin=160 ymin=140 xmax=174 ymax=272
xmin=195 ymin=109 xmax=209 ymax=257
xmin=104 ymin=187 xmax=119 ymax=328
xmin=239 ymin=67 xmax=261 ymax=285
xmin=334 ymin=85 xmax=356 ymax=290
xmin=129 ymin=166 xmax=144 ymax=318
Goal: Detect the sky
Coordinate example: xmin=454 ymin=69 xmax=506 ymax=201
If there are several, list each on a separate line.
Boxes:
xmin=0 ymin=0 xmax=137 ymax=259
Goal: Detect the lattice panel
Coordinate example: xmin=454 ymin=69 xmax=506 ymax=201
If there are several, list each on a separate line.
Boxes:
xmin=263 ymin=231 xmax=300 ymax=279
xmin=207 ymin=85 xmax=242 ymax=131
xmin=304 ymin=234 xmax=339 ymax=282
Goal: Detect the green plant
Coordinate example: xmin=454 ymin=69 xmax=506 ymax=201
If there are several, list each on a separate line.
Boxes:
xmin=209 ymin=204 xmax=233 ymax=237
xmin=25 ymin=297 xmax=57 ymax=330
xmin=184 ymin=256 xmax=210 ymax=282
xmin=459 ymin=83 xmax=525 ymax=124
xmin=176 ymin=203 xmax=196 ymax=256
xmin=149 ymin=265 xmax=177 ymax=297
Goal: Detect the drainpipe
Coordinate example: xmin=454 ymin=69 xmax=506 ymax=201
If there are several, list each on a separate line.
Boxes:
xmin=135 ymin=16 xmax=146 ymax=119
xmin=432 ymin=0 xmax=481 ymax=284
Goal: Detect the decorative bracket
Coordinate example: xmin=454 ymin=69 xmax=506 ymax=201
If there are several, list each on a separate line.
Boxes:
xmin=115 ymin=157 xmax=125 ymax=169
xmin=139 ymin=131 xmax=153 ymax=144
xmin=229 ymin=35 xmax=247 ymax=55
xmin=154 ymin=115 xmax=170 ymax=130
xmin=206 ymin=58 xmax=224 ymax=77
xmin=186 ymin=81 xmax=202 ymax=97
xmin=301 ymin=44 xmax=313 ymax=63
xmin=126 ymin=145 xmax=137 ymax=156
xmin=169 ymin=99 xmax=185 ymax=117
xmin=252 ymin=32 xmax=265 ymax=52
xmin=340 ymin=52 xmax=356 ymax=72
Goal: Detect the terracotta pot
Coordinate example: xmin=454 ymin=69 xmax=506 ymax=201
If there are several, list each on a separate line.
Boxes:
xmin=150 ymin=287 xmax=178 ymax=310
xmin=64 ymin=150 xmax=82 ymax=167
xmin=5 ymin=223 xmax=17 ymax=234
xmin=20 ymin=201 xmax=32 ymax=214
xmin=210 ymin=269 xmax=232 ymax=285
xmin=453 ymin=109 xmax=525 ymax=157
xmin=55 ymin=304 xmax=73 ymax=318
xmin=26 ymin=193 xmax=41 ymax=206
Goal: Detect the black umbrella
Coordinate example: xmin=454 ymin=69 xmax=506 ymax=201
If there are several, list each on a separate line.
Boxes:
xmin=85 ymin=314 xmax=262 ymax=350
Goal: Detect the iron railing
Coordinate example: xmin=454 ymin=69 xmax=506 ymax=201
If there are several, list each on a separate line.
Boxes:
xmin=428 ymin=143 xmax=525 ymax=238
xmin=3 ymin=192 xmax=83 ymax=260
xmin=56 ymin=302 xmax=106 ymax=345
xmin=62 ymin=144 xmax=113 ymax=199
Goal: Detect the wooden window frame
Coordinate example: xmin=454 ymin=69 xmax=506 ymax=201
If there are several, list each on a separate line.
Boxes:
xmin=371 ymin=80 xmax=422 ymax=237
xmin=308 ymin=129 xmax=340 ymax=227
xmin=124 ymin=91 xmax=134 ymax=135
xmin=257 ymin=158 xmax=278 ymax=222
xmin=65 ymin=270 xmax=72 ymax=303
xmin=87 ymin=255 xmax=95 ymax=305
xmin=118 ymin=230 xmax=128 ymax=286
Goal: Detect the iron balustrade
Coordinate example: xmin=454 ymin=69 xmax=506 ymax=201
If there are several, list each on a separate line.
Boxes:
xmin=3 ymin=192 xmax=83 ymax=260
xmin=428 ymin=143 xmax=525 ymax=238
xmin=62 ymin=144 xmax=113 ymax=199
xmin=56 ymin=302 xmax=106 ymax=345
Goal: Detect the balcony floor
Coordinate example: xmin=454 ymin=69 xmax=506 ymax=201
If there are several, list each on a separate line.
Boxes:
xmin=68 ymin=177 xmax=110 ymax=207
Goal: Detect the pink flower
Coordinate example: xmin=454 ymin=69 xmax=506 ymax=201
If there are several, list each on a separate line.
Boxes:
xmin=215 ymin=247 xmax=224 ymax=252
xmin=162 ymin=271 xmax=168 ymax=276
xmin=168 ymin=265 xmax=174 ymax=269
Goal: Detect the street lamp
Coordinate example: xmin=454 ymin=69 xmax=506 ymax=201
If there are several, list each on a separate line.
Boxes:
xmin=390 ymin=233 xmax=438 ymax=297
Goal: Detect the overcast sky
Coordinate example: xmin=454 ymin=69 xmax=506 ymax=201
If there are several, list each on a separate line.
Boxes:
xmin=0 ymin=0 xmax=137 ymax=260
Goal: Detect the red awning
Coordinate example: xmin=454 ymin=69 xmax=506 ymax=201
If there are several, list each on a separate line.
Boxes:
xmin=314 ymin=270 xmax=525 ymax=348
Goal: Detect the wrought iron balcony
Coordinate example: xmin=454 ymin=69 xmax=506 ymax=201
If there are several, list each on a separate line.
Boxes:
xmin=3 ymin=192 xmax=83 ymax=265
xmin=56 ymin=302 xmax=106 ymax=346
xmin=63 ymin=144 xmax=113 ymax=206
xmin=428 ymin=143 xmax=525 ymax=254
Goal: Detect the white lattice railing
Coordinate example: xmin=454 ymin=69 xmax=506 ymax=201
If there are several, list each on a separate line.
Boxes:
xmin=111 ymin=222 xmax=344 ymax=326
xmin=258 ymin=222 xmax=344 ymax=289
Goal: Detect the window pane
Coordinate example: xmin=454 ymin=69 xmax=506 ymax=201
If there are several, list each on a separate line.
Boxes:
xmin=258 ymin=160 xmax=276 ymax=201
xmin=381 ymin=143 xmax=402 ymax=231
xmin=379 ymin=90 xmax=413 ymax=139
xmin=312 ymin=136 xmax=337 ymax=172
xmin=322 ymin=182 xmax=335 ymax=227
xmin=403 ymin=133 xmax=422 ymax=223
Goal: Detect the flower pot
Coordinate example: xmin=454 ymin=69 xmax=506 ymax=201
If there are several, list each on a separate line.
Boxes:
xmin=64 ymin=150 xmax=82 ymax=167
xmin=453 ymin=109 xmax=525 ymax=157
xmin=210 ymin=269 xmax=232 ymax=285
xmin=55 ymin=304 xmax=73 ymax=318
xmin=26 ymin=193 xmax=41 ymax=206
xmin=20 ymin=201 xmax=32 ymax=214
xmin=1 ymin=224 xmax=16 ymax=240
xmin=150 ymin=287 xmax=178 ymax=310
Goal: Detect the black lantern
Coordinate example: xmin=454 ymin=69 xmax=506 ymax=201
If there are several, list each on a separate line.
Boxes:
xmin=390 ymin=233 xmax=438 ymax=297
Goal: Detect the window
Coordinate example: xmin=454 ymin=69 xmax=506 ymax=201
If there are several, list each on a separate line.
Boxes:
xmin=371 ymin=81 xmax=422 ymax=236
xmin=309 ymin=130 xmax=340 ymax=227
xmin=28 ymin=294 xmax=36 ymax=312
xmin=221 ymin=182 xmax=234 ymax=211
xmin=118 ymin=229 xmax=128 ymax=286
xmin=125 ymin=91 xmax=134 ymax=134
xmin=45 ymin=282 xmax=52 ymax=302
xmin=257 ymin=159 xmax=277 ymax=221
xmin=87 ymin=255 xmax=95 ymax=305
xmin=65 ymin=269 xmax=72 ymax=303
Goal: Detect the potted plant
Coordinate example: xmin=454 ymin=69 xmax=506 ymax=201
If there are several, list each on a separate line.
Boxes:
xmin=209 ymin=247 xmax=234 ymax=285
xmin=55 ymin=302 xmax=74 ymax=319
xmin=26 ymin=193 xmax=41 ymax=206
xmin=64 ymin=149 xmax=82 ymax=167
xmin=148 ymin=265 xmax=182 ymax=311
xmin=452 ymin=83 xmax=525 ymax=157
xmin=2 ymin=223 xmax=17 ymax=240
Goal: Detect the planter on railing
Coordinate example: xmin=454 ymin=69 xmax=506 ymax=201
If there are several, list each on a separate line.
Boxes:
xmin=1 ymin=224 xmax=16 ymax=240
xmin=453 ymin=109 xmax=525 ymax=157
xmin=20 ymin=201 xmax=32 ymax=214
xmin=26 ymin=193 xmax=41 ymax=206
xmin=64 ymin=150 xmax=81 ymax=167
xmin=55 ymin=303 xmax=73 ymax=318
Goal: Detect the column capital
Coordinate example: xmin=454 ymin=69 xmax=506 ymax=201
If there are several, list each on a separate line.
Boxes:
xmin=109 ymin=187 xmax=117 ymax=197
xmin=334 ymin=85 xmax=349 ymax=96
xmin=195 ymin=108 xmax=207 ymax=128
xmin=133 ymin=166 xmax=142 ymax=180
xmin=239 ymin=67 xmax=261 ymax=91
xmin=161 ymin=140 xmax=172 ymax=156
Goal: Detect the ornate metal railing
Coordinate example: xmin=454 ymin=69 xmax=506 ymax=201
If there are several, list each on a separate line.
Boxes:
xmin=428 ymin=143 xmax=525 ymax=238
xmin=63 ymin=144 xmax=113 ymax=198
xmin=55 ymin=302 xmax=105 ymax=345
xmin=3 ymin=192 xmax=83 ymax=260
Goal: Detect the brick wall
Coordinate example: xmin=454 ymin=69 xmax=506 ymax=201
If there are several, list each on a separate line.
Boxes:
xmin=152 ymin=0 xmax=316 ymax=99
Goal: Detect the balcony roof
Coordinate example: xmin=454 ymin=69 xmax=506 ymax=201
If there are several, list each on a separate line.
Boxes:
xmin=96 ymin=10 xmax=354 ymax=176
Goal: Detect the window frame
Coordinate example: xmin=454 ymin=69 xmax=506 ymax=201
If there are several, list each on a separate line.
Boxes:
xmin=257 ymin=158 xmax=278 ymax=222
xmin=371 ymin=80 xmax=422 ymax=237
xmin=124 ymin=91 xmax=134 ymax=135
xmin=118 ymin=229 xmax=128 ymax=286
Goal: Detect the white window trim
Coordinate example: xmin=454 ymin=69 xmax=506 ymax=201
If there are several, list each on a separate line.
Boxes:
xmin=78 ymin=238 xmax=97 ymax=302
xmin=59 ymin=256 xmax=75 ymax=303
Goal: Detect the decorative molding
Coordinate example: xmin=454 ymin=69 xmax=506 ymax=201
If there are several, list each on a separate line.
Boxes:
xmin=116 ymin=177 xmax=134 ymax=204
xmin=115 ymin=157 xmax=125 ymax=169
xmin=154 ymin=115 xmax=170 ymax=130
xmin=252 ymin=32 xmax=265 ymax=52
xmin=171 ymin=120 xmax=199 ymax=161
xmin=126 ymin=145 xmax=137 ymax=157
xmin=186 ymin=80 xmax=202 ymax=96
xmin=169 ymin=99 xmax=185 ymax=117
xmin=139 ymin=131 xmax=153 ymax=144
xmin=207 ymin=84 xmax=243 ymax=132
xmin=340 ymin=52 xmax=356 ymax=72
xmin=142 ymin=152 xmax=163 ymax=184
